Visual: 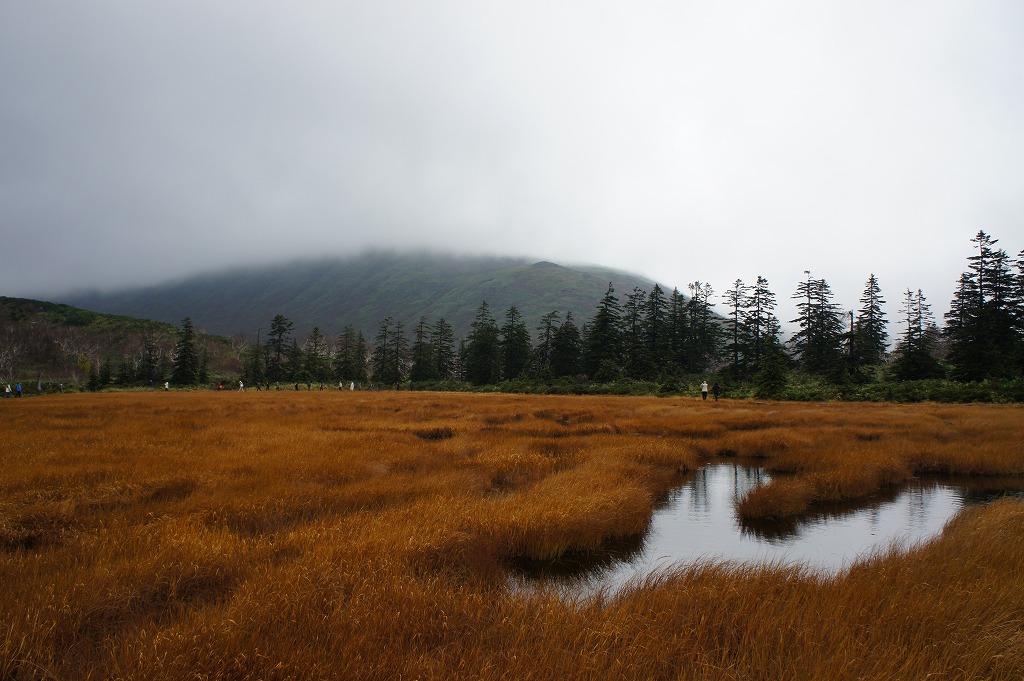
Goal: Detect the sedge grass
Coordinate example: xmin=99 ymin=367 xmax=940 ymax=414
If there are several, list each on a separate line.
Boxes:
xmin=1 ymin=391 xmax=1023 ymax=679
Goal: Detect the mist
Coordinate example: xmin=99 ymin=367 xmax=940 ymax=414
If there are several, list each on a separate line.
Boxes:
xmin=3 ymin=1 xmax=1023 ymax=327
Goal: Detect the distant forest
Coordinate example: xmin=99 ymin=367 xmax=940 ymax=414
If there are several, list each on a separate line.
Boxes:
xmin=4 ymin=231 xmax=1024 ymax=401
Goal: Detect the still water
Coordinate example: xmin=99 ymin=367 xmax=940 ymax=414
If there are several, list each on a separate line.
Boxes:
xmin=514 ymin=463 xmax=1024 ymax=595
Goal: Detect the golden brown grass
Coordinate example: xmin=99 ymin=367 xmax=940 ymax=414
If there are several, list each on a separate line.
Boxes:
xmin=1 ymin=391 xmax=1023 ymax=679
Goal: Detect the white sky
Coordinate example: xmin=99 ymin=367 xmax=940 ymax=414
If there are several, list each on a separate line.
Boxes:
xmin=2 ymin=1 xmax=1022 ymax=329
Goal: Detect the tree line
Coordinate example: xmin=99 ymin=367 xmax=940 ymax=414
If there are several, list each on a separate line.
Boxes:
xmin=159 ymin=230 xmax=1024 ymax=397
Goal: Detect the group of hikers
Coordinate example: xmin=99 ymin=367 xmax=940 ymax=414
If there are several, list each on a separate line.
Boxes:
xmin=700 ymin=380 xmax=721 ymax=401
xmin=3 ymin=383 xmax=22 ymax=398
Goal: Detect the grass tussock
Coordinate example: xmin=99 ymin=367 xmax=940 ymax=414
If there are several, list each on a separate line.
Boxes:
xmin=1 ymin=392 xmax=1023 ymax=679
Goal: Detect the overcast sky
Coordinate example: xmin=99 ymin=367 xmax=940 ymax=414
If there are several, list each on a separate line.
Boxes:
xmin=2 ymin=1 xmax=1022 ymax=329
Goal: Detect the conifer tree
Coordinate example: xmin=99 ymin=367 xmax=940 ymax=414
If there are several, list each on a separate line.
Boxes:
xmin=409 ymin=317 xmax=438 ymax=382
xmin=945 ymin=231 xmax=1020 ymax=380
xmin=854 ymin=274 xmax=889 ymax=365
xmin=333 ymin=326 xmax=356 ymax=383
xmin=431 ymin=318 xmax=455 ymax=381
xmin=685 ymin=281 xmax=723 ymax=373
xmin=371 ymin=317 xmax=403 ymax=386
xmin=621 ymin=287 xmax=648 ymax=379
xmin=790 ymin=275 xmax=844 ymax=376
xmin=287 ymin=339 xmax=306 ymax=383
xmin=304 ymin=326 xmax=330 ymax=382
xmin=642 ymin=284 xmax=669 ymax=379
xmin=743 ymin=276 xmax=780 ymax=376
xmin=892 ymin=289 xmax=943 ymax=380
xmin=171 ymin=317 xmax=200 ymax=385
xmin=465 ymin=302 xmax=501 ymax=385
xmin=550 ymin=312 xmax=583 ymax=378
xmin=266 ymin=314 xmax=294 ymax=382
xmin=583 ymin=283 xmax=624 ymax=380
xmin=500 ymin=306 xmax=532 ymax=381
xmin=665 ymin=287 xmax=689 ymax=375
xmin=534 ymin=311 xmax=561 ymax=377
xmin=724 ymin=279 xmax=750 ymax=376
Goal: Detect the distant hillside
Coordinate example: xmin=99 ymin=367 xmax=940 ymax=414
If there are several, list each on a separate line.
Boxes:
xmin=64 ymin=253 xmax=666 ymax=340
xmin=0 ymin=296 xmax=238 ymax=387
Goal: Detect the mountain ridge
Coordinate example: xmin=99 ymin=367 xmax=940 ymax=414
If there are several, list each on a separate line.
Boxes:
xmin=63 ymin=252 xmax=667 ymax=340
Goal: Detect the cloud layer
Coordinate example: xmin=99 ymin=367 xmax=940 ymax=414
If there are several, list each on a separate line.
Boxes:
xmin=3 ymin=1 xmax=1023 ymax=327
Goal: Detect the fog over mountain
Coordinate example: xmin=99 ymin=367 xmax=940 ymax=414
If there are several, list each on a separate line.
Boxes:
xmin=65 ymin=252 xmax=661 ymax=339
xmin=4 ymin=2 xmax=1023 ymax=328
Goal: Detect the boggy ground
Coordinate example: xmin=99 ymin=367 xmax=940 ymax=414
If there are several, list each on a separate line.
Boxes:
xmin=1 ymin=391 xmax=1023 ymax=680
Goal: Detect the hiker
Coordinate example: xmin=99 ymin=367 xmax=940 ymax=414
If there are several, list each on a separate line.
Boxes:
xmin=4 ymin=384 xmax=10 ymax=398
xmin=712 ymin=382 xmax=721 ymax=401
xmin=700 ymin=380 xmax=708 ymax=401
xmin=239 ymin=380 xmax=245 ymax=392
xmin=164 ymin=381 xmax=169 ymax=391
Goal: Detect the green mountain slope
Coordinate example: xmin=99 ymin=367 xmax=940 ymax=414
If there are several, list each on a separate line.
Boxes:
xmin=64 ymin=253 xmax=666 ymax=339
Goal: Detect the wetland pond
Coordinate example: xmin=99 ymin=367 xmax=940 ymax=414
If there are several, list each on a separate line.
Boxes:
xmin=513 ymin=463 xmax=1024 ymax=596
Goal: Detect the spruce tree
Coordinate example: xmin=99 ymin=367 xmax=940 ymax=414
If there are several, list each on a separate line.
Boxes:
xmin=431 ymin=319 xmax=455 ymax=381
xmin=287 ymin=339 xmax=306 ymax=383
xmin=790 ymin=275 xmax=844 ymax=376
xmin=743 ymin=276 xmax=780 ymax=376
xmin=534 ymin=311 xmax=561 ymax=378
xmin=945 ymin=231 xmax=1020 ymax=380
xmin=266 ymin=314 xmax=294 ymax=382
xmin=685 ymin=281 xmax=723 ymax=373
xmin=171 ymin=317 xmax=200 ymax=385
xmin=550 ymin=312 xmax=583 ymax=378
xmin=465 ymin=302 xmax=501 ymax=385
xmin=409 ymin=317 xmax=438 ymax=382
xmin=642 ymin=284 xmax=669 ymax=379
xmin=304 ymin=326 xmax=330 ymax=382
xmin=892 ymin=289 xmax=943 ymax=380
xmin=854 ymin=274 xmax=889 ymax=365
xmin=500 ymin=306 xmax=532 ymax=381
xmin=583 ymin=283 xmax=624 ymax=380
xmin=724 ymin=279 xmax=750 ymax=376
xmin=666 ymin=287 xmax=689 ymax=375
xmin=621 ymin=287 xmax=648 ymax=379
xmin=371 ymin=317 xmax=404 ymax=387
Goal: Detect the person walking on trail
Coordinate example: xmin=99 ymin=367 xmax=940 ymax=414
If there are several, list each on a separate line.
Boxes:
xmin=164 ymin=381 xmax=169 ymax=391
xmin=700 ymin=380 xmax=708 ymax=401
xmin=4 ymin=384 xmax=10 ymax=398
xmin=712 ymin=382 xmax=721 ymax=402
xmin=239 ymin=380 xmax=245 ymax=392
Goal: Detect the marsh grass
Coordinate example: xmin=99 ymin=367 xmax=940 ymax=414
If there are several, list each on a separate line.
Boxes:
xmin=2 ymin=392 xmax=1023 ymax=679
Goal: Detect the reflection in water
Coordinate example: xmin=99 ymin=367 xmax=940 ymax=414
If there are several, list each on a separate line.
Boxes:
xmin=512 ymin=464 xmax=1024 ymax=596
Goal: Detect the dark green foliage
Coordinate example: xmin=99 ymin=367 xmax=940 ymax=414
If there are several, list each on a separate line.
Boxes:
xmin=287 ymin=339 xmax=307 ymax=383
xmin=370 ymin=317 xmax=407 ymax=387
xmin=683 ymin=281 xmax=724 ymax=373
xmin=465 ymin=303 xmax=501 ymax=386
xmin=583 ymin=284 xmax=623 ymax=378
xmin=431 ymin=319 xmax=455 ymax=381
xmin=549 ymin=312 xmax=583 ymax=378
xmin=171 ymin=317 xmax=200 ymax=385
xmin=790 ymin=275 xmax=845 ymax=377
xmin=945 ymin=231 xmax=1021 ymax=380
xmin=855 ymin=274 xmax=888 ymax=364
xmin=266 ymin=314 xmax=294 ymax=382
xmin=409 ymin=317 xmax=438 ymax=382
xmin=534 ymin=311 xmax=561 ymax=378
xmin=303 ymin=326 xmax=331 ymax=382
xmin=500 ymin=306 xmax=532 ymax=381
xmin=890 ymin=289 xmax=944 ymax=381
xmin=643 ymin=284 xmax=670 ymax=378
xmin=333 ymin=326 xmax=367 ymax=384
xmin=753 ymin=342 xmax=789 ymax=399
